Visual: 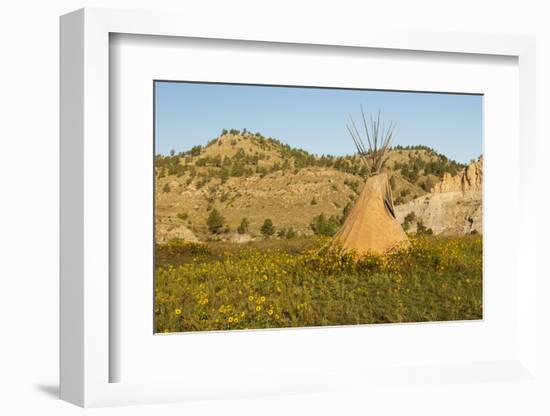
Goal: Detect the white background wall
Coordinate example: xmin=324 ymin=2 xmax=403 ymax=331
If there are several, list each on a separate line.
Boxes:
xmin=0 ymin=1 xmax=548 ymax=415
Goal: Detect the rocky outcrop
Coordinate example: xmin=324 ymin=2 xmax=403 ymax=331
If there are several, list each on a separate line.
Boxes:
xmin=431 ymin=156 xmax=483 ymax=193
xmin=155 ymin=224 xmax=199 ymax=243
xmin=396 ymin=157 xmax=483 ymax=235
xmin=395 ymin=191 xmax=482 ymax=235
xmin=229 ymin=233 xmax=254 ymax=243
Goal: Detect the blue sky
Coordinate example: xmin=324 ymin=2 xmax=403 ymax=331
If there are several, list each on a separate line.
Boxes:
xmin=155 ymin=81 xmax=482 ymax=164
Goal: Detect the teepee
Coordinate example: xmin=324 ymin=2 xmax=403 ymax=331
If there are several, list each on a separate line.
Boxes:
xmin=332 ymin=107 xmax=410 ymax=256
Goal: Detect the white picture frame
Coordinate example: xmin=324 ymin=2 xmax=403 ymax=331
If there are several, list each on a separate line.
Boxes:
xmin=60 ymin=7 xmax=538 ymax=408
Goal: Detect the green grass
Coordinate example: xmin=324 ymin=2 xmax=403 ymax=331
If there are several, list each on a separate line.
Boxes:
xmin=154 ymin=235 xmax=482 ymax=333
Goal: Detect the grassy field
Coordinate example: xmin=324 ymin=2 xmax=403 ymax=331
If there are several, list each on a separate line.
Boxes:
xmin=154 ymin=235 xmax=482 ymax=333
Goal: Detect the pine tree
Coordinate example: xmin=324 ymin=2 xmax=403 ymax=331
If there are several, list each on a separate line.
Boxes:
xmin=260 ymin=219 xmax=275 ymax=237
xmin=206 ymin=209 xmax=224 ymax=234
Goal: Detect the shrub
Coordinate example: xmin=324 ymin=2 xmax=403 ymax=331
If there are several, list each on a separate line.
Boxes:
xmin=176 ymin=212 xmax=188 ymax=221
xmin=162 ymin=183 xmax=171 ymax=193
xmin=344 ymin=179 xmax=360 ymax=194
xmin=404 ymin=211 xmax=416 ymax=223
xmin=235 ymin=148 xmax=246 ymax=159
xmin=237 ymin=218 xmax=249 ymax=234
xmin=341 ymin=202 xmax=353 ymax=223
xmin=189 ymin=145 xmax=202 ymax=156
xmin=220 ymin=168 xmax=230 ymax=184
xmin=310 ymin=213 xmax=340 ymax=236
xmin=206 ymin=209 xmax=224 ymax=234
xmin=285 ymin=228 xmax=296 ymax=239
xmin=230 ymin=162 xmax=245 ymax=177
xmin=403 ymin=211 xmax=416 ymax=230
xmin=310 ymin=197 xmax=318 ymax=205
xmin=260 ymin=219 xmax=275 ymax=237
xmin=416 ymin=220 xmax=433 ymax=235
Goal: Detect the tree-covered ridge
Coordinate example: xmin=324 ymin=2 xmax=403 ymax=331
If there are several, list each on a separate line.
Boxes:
xmin=155 ymin=129 xmax=467 ymax=185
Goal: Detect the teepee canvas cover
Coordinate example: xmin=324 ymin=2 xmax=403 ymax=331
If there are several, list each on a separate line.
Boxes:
xmin=332 ymin=108 xmax=409 ymax=256
xmin=332 ymin=172 xmax=409 ymax=255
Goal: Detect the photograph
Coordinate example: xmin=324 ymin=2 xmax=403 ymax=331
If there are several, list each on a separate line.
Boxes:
xmin=154 ymin=81 xmax=483 ymax=333
xmin=2 ymin=0 xmax=543 ymax=412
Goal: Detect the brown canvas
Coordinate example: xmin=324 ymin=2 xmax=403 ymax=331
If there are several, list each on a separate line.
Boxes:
xmin=332 ymin=172 xmax=410 ymax=255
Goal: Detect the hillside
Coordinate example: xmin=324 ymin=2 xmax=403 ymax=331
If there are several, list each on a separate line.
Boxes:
xmin=155 ymin=130 xmax=472 ymax=242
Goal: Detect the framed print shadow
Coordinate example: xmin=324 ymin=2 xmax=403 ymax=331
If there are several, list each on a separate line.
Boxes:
xmin=153 ymin=81 xmax=483 ymax=333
